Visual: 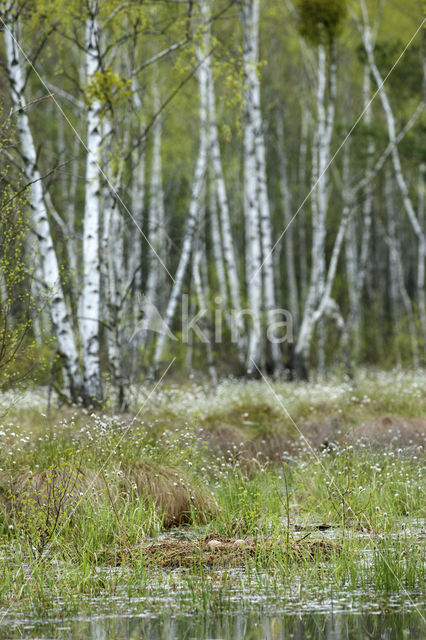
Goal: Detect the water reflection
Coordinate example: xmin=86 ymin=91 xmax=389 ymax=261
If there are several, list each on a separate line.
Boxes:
xmin=7 ymin=610 xmax=425 ymax=639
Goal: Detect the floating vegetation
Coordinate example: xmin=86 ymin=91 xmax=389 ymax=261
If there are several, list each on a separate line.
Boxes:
xmin=135 ymin=536 xmax=337 ymax=568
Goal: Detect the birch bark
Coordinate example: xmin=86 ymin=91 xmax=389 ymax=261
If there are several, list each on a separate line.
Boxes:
xmin=192 ymin=215 xmax=217 ymax=384
xmin=238 ymin=0 xmax=266 ymax=374
xmin=360 ymin=0 xmax=426 ymax=313
xmin=2 ymin=5 xmax=83 ymax=401
xmin=129 ymin=83 xmax=145 ymax=297
xmin=417 ymin=164 xmax=426 ymax=351
xmin=206 ymin=47 xmax=243 ymax=348
xmin=81 ymin=0 xmax=103 ymax=403
xmin=295 ymin=40 xmax=336 ymax=376
xmin=143 ymin=85 xmax=166 ymax=342
xmin=241 ymin=0 xmax=282 ymax=374
xmin=209 ymin=186 xmax=228 ymax=309
xmin=101 ymin=116 xmax=128 ymax=409
xmin=277 ymin=117 xmax=299 ymax=329
xmin=151 ymin=35 xmax=209 ymax=373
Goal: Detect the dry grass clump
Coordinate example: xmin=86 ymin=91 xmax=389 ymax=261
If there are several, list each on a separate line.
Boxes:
xmin=343 ymin=415 xmax=425 ymax=448
xmin=3 ymin=466 xmax=105 ymax=521
xmin=140 ymin=535 xmax=337 ymax=568
xmin=120 ymin=462 xmax=216 ymax=527
xmin=1 ymin=462 xmax=216 ymax=531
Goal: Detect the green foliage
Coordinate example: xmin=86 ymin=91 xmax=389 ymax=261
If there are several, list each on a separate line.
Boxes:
xmin=0 ymin=113 xmax=39 ymax=390
xmin=84 ymin=68 xmax=133 ymax=114
xmin=296 ymin=0 xmax=347 ymax=44
xmin=11 ymin=461 xmax=80 ymax=558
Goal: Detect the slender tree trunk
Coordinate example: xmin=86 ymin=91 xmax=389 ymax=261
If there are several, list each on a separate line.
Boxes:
xmin=142 ymin=85 xmax=166 ymax=346
xmin=361 ymin=0 xmax=426 ymax=297
xmin=239 ymin=0 xmax=266 ymax=374
xmin=295 ymin=40 xmax=336 ymax=376
xmin=129 ymin=88 xmax=145 ymax=296
xmin=151 ymin=34 xmax=209 ymax=374
xmin=127 ymin=82 xmax=146 ymax=367
xmin=298 ymin=104 xmax=309 ymax=305
xmin=81 ymin=0 xmax=103 ymax=403
xmin=192 ymin=212 xmax=217 ymax=384
xmin=209 ymin=186 xmax=228 ymax=308
xmin=385 ymin=168 xmax=402 ymax=365
xmin=2 ymin=7 xmax=83 ymax=401
xmin=357 ymin=65 xmax=375 ymax=315
xmin=417 ymin=163 xmax=426 ymax=352
xmin=101 ymin=116 xmax=128 ymax=409
xmin=205 ymin=34 xmax=243 ymax=354
xmin=243 ymin=0 xmax=282 ymax=374
xmin=277 ymin=116 xmax=299 ymax=329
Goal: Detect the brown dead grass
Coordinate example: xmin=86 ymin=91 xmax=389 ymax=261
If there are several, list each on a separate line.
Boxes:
xmin=2 ymin=467 xmax=106 ymax=520
xmin=119 ymin=462 xmax=217 ymax=527
xmin=197 ymin=409 xmax=425 ymax=467
xmin=1 ymin=462 xmax=216 ymax=530
xmin=204 ymin=403 xmax=287 ymax=435
xmin=343 ymin=416 xmax=426 ymax=447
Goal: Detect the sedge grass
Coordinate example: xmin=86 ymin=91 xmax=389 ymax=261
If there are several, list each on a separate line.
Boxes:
xmin=0 ymin=372 xmax=424 ymax=620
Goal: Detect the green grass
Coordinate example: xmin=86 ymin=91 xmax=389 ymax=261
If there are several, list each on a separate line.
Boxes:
xmin=0 ymin=370 xmax=424 ymax=620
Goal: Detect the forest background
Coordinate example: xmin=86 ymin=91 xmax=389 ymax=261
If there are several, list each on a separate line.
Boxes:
xmin=0 ymin=0 xmax=425 ymax=409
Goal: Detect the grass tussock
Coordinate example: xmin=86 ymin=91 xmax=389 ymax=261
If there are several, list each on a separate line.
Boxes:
xmin=120 ymin=462 xmax=216 ymax=527
xmin=1 ymin=461 xmax=215 ymax=538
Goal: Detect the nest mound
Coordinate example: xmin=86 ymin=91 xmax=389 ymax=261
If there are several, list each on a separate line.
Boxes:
xmin=139 ymin=535 xmax=337 ymax=568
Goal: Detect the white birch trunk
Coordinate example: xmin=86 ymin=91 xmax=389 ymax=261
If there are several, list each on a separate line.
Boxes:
xmin=417 ymin=164 xmax=426 ymax=351
xmin=385 ymin=168 xmax=402 ymax=365
xmin=357 ymin=66 xmax=374 ymax=308
xmin=200 ymin=0 xmax=243 ymax=359
xmin=243 ymin=0 xmax=282 ymax=374
xmin=129 ymin=83 xmax=145 ymax=297
xmin=277 ymin=117 xmax=299 ymax=328
xmin=298 ymin=104 xmax=309 ymax=305
xmin=360 ymin=0 xmax=426 ymax=299
xmin=295 ymin=40 xmax=337 ymax=375
xmin=206 ymin=52 xmax=243 ymax=341
xmin=209 ymin=186 xmax=228 ymax=309
xmin=151 ymin=36 xmax=209 ymax=373
xmin=192 ymin=216 xmax=217 ymax=384
xmin=81 ymin=1 xmax=103 ymax=403
xmin=2 ymin=8 xmax=82 ymax=401
xmin=126 ymin=83 xmax=146 ymax=369
xmin=239 ymin=0 xmax=264 ymax=374
xmin=101 ymin=116 xmax=128 ymax=409
xmin=311 ymin=150 xmax=352 ymax=367
xmin=142 ymin=85 xmax=166 ymax=344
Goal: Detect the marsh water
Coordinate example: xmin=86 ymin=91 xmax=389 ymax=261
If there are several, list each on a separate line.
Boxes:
xmin=2 ymin=602 xmax=424 ymax=639
xmin=1 ymin=527 xmax=425 ymax=639
xmin=1 ymin=563 xmax=424 ymax=640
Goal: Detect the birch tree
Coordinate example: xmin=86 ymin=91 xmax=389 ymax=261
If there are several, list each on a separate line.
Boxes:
xmin=142 ymin=85 xmax=166 ymax=344
xmin=238 ymin=0 xmax=282 ymax=375
xmin=360 ymin=0 xmax=426 ymax=336
xmin=79 ymin=0 xmax=104 ymax=403
xmin=151 ymin=19 xmax=209 ymax=373
xmin=294 ymin=0 xmax=346 ymax=377
xmin=1 ymin=2 xmax=83 ymax=401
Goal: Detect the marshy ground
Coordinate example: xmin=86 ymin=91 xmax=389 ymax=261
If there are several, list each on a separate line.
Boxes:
xmin=0 ymin=369 xmax=424 ymax=638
